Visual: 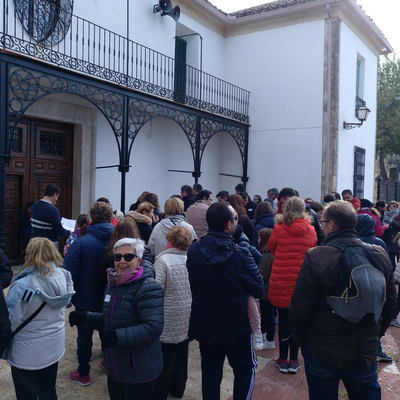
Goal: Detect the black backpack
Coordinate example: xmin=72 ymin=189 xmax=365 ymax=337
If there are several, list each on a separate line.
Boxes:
xmin=326 ymin=242 xmax=386 ymax=324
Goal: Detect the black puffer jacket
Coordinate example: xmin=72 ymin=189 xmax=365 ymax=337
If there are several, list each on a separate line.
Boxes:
xmin=187 ymin=231 xmax=264 ymax=346
xmin=289 ymin=228 xmax=397 ymax=369
xmin=85 ymin=265 xmax=164 ymax=384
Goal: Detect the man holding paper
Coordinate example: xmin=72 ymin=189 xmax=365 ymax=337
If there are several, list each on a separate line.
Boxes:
xmin=31 ymin=184 xmax=71 ymax=250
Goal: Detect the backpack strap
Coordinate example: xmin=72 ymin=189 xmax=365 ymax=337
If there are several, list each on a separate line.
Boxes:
xmin=326 ymin=241 xmax=373 ymax=253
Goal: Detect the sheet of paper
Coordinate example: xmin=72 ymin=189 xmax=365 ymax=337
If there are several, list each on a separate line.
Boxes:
xmin=61 ymin=217 xmax=76 ymax=231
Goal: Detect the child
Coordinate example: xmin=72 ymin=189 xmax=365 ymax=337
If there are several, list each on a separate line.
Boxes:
xmin=233 ymin=225 xmax=264 ymax=350
xmin=258 ymin=228 xmax=276 ymax=349
xmin=63 ymin=214 xmax=89 ymax=256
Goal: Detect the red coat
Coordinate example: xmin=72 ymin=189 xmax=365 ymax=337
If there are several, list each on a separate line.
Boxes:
xmin=268 ymin=218 xmax=317 ymax=308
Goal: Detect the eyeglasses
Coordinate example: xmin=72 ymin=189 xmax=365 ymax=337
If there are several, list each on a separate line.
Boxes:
xmin=230 ymin=215 xmax=238 ymax=222
xmin=22 ymin=250 xmax=28 ymax=256
xmin=113 ymin=253 xmax=137 ymax=262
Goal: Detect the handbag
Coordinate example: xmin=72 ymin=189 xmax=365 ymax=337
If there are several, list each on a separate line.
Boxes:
xmin=1 ymin=300 xmax=46 ymax=360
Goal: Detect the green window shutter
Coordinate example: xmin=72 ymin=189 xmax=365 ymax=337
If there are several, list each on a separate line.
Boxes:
xmin=174 ymin=37 xmax=187 ymax=103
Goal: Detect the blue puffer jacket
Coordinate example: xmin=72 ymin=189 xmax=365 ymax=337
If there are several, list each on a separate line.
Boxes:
xmin=251 ymin=213 xmax=274 ymax=249
xmin=356 ymin=214 xmax=389 ymax=253
xmin=187 ymin=231 xmax=264 ymax=346
xmin=64 ymin=222 xmax=114 ymax=311
xmin=233 ymin=225 xmax=261 ymax=265
xmin=85 ymin=265 xmax=164 ymax=384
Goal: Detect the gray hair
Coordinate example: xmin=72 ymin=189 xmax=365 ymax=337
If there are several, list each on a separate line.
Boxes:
xmin=114 ymin=238 xmax=145 ymax=258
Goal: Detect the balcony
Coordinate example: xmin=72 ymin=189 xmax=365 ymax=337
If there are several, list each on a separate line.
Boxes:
xmin=0 ymin=1 xmax=250 ymax=123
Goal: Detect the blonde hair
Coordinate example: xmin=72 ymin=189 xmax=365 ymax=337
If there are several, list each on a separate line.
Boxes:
xmin=275 ymin=196 xmax=310 ymax=226
xmin=164 ymin=197 xmax=184 ymax=215
xmin=23 ymin=237 xmax=63 ymax=275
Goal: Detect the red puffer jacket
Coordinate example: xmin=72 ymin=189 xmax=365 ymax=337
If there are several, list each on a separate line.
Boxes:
xmin=268 ymin=218 xmax=317 ymax=308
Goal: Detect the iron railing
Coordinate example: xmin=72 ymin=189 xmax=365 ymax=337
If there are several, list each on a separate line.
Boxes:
xmin=376 ymin=160 xmax=400 ymax=202
xmin=0 ymin=0 xmax=250 ymax=122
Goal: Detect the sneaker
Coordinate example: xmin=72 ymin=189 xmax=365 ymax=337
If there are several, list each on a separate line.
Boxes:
xmin=100 ymin=359 xmax=106 ymax=369
xmin=263 ymin=339 xmax=275 ymax=350
xmin=252 ymin=332 xmax=263 ymax=351
xmin=275 ymin=359 xmax=288 ymax=373
xmin=69 ymin=371 xmax=91 ymax=386
xmin=288 ymin=359 xmax=301 ymax=373
xmin=377 ymin=351 xmax=393 ymax=362
xmin=390 ymin=318 xmax=400 ymax=328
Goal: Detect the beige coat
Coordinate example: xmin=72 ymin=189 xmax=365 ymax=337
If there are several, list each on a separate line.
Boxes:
xmin=185 ymin=200 xmax=209 ymax=238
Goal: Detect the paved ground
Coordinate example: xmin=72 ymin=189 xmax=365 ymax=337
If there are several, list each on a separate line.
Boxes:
xmin=1 ymin=266 xmax=400 ymax=399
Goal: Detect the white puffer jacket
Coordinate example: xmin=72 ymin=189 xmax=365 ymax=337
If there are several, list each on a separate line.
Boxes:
xmin=154 ymin=247 xmax=191 ymax=343
xmin=6 ymin=265 xmax=75 ymax=370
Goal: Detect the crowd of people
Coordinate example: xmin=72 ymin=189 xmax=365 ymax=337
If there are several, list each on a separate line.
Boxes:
xmin=0 ymin=182 xmax=399 ymax=400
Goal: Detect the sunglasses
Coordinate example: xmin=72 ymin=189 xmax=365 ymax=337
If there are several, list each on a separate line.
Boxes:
xmin=113 ymin=253 xmax=137 ymax=262
xmin=230 ymin=215 xmax=238 ymax=222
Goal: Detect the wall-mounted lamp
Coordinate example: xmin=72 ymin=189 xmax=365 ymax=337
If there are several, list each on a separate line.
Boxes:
xmin=343 ymin=106 xmax=371 ymax=130
xmin=153 ymin=0 xmax=180 ymax=22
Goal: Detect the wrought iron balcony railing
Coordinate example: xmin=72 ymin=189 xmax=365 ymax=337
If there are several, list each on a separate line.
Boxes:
xmin=0 ymin=1 xmax=250 ymax=123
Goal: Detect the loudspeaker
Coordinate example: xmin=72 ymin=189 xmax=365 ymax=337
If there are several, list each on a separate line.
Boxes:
xmin=162 ymin=5 xmax=180 ymax=22
xmin=153 ymin=0 xmax=172 ymax=14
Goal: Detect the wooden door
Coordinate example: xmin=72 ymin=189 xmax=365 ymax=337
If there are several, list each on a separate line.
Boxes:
xmin=5 ymin=118 xmax=73 ymax=263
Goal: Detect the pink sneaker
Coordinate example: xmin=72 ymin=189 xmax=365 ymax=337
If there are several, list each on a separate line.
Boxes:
xmin=100 ymin=359 xmax=106 ymax=369
xmin=69 ymin=370 xmax=91 ymax=386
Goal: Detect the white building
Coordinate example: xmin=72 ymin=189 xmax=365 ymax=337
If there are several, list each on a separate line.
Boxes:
xmin=0 ymin=0 xmax=392 ymax=260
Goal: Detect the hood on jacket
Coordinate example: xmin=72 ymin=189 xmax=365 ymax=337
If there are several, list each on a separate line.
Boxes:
xmin=9 ymin=265 xmax=75 ymax=310
xmin=88 ymin=222 xmax=114 ymax=241
xmin=278 ymin=218 xmax=312 ymax=236
xmin=159 ymin=214 xmax=187 ymax=234
xmin=199 ymin=232 xmax=236 ymax=264
xmin=356 ymin=214 xmax=376 ymax=237
xmin=125 ymin=211 xmax=152 ymax=226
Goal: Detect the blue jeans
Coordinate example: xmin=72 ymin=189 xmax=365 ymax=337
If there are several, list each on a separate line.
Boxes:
xmin=260 ymin=299 xmax=275 ymax=342
xmin=302 ymin=346 xmax=381 ymax=400
xmin=199 ymin=335 xmax=257 ymax=400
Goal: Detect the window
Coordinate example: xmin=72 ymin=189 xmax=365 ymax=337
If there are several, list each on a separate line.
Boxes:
xmin=10 ymin=128 xmax=23 ymax=153
xmin=40 ymin=132 xmax=66 ymax=156
xmin=355 ymin=55 xmax=366 ymax=115
xmin=353 ymin=147 xmax=365 ymax=199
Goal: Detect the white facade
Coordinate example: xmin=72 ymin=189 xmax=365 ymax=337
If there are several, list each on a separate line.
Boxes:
xmin=5 ymin=0 xmax=391 ymax=216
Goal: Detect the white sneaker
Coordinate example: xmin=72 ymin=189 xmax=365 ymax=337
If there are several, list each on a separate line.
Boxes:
xmin=263 ymin=339 xmax=275 ymax=350
xmin=252 ymin=332 xmax=263 ymax=350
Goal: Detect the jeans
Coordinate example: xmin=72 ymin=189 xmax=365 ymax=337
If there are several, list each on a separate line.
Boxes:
xmin=108 ymin=376 xmax=157 ymax=400
xmin=260 ymin=299 xmax=275 ymax=342
xmin=11 ymin=362 xmax=58 ymax=400
xmin=76 ymin=316 xmax=93 ymax=376
xmin=152 ymin=339 xmax=189 ymax=400
xmin=302 ymin=346 xmax=381 ymax=400
xmin=199 ymin=334 xmax=257 ymax=400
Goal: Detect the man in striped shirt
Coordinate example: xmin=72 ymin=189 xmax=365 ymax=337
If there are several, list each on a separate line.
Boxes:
xmin=31 ymin=184 xmax=70 ymax=250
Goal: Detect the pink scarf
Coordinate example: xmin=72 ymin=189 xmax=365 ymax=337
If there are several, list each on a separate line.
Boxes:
xmin=107 ymin=266 xmax=143 ymax=287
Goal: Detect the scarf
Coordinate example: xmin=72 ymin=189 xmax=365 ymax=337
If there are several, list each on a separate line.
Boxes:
xmin=384 ymin=207 xmax=399 ymax=221
xmin=107 ymin=266 xmax=143 ymax=287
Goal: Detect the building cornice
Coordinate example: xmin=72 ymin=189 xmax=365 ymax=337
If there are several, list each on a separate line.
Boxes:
xmin=179 ymin=0 xmax=392 ymax=56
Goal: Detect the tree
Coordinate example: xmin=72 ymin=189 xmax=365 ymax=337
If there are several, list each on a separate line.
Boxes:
xmin=376 ymin=55 xmax=400 ymax=179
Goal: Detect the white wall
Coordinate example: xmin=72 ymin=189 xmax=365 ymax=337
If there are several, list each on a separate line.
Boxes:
xmin=337 ymin=22 xmax=378 ymax=200
xmin=224 ymin=20 xmax=326 ymax=200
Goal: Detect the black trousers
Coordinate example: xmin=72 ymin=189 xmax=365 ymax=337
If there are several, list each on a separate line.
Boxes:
xmin=152 ymin=339 xmax=189 ymax=400
xmin=108 ymin=376 xmax=157 ymax=400
xmin=11 ymin=362 xmax=58 ymax=400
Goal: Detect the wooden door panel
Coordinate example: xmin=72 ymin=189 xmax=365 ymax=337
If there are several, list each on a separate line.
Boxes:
xmin=5 ymin=118 xmax=73 ymax=263
xmin=4 ymin=174 xmax=23 ymax=260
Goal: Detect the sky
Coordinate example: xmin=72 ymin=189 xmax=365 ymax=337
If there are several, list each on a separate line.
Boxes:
xmin=210 ymin=0 xmax=400 ymax=56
